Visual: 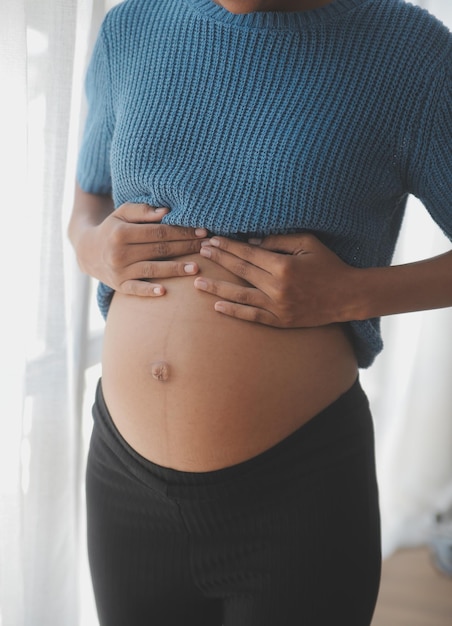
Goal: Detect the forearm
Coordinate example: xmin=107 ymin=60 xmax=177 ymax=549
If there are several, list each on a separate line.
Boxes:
xmin=68 ymin=183 xmax=114 ymax=277
xmin=351 ymin=249 xmax=452 ymax=321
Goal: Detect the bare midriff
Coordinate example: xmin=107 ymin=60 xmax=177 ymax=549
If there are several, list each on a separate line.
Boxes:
xmin=101 ymin=253 xmax=358 ymax=471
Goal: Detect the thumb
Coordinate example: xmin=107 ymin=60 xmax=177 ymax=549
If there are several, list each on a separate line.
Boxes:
xmin=115 ymin=202 xmax=170 ymax=224
xmin=256 ymin=232 xmax=318 ymax=255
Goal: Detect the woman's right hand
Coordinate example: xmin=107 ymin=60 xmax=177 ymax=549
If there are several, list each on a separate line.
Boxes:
xmin=68 ymin=186 xmax=208 ymax=296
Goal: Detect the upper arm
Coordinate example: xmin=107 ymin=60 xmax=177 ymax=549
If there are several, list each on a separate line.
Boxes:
xmin=410 ymin=55 xmax=452 ymax=242
xmin=76 ymin=23 xmax=115 ymax=195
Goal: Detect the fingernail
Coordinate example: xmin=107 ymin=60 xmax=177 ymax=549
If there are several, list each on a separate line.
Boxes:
xmin=200 ymin=246 xmax=211 ymax=258
xmin=209 ymin=237 xmax=220 ymax=247
xmin=195 ymin=228 xmax=208 ymax=237
xmin=194 ymin=278 xmax=207 ymax=290
xmin=184 ymin=263 xmax=196 ymax=274
xmin=153 ymin=286 xmax=164 ymax=295
xmin=155 ymin=208 xmax=168 ymax=214
xmin=214 ymin=303 xmax=226 ymax=313
xmin=248 ymin=237 xmax=263 ymax=245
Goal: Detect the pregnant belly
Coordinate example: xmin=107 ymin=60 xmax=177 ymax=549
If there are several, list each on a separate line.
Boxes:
xmin=101 ymin=254 xmax=358 ymax=471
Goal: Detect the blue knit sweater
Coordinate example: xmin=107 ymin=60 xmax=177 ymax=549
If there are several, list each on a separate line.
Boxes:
xmin=77 ymin=0 xmax=452 ymax=368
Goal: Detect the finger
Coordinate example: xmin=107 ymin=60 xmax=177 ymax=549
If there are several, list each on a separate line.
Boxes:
xmin=200 ymin=241 xmax=276 ymax=292
xmin=203 ymin=237 xmax=278 ymax=272
xmin=121 ymin=238 xmax=207 ymax=265
xmin=117 ymin=221 xmax=208 ymax=245
xmin=194 ymin=277 xmax=268 ymax=308
xmin=213 ymin=300 xmax=279 ymax=326
xmin=128 ymin=259 xmax=200 ymax=280
xmin=119 ymin=279 xmax=166 ymax=297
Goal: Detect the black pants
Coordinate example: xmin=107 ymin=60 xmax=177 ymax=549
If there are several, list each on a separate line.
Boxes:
xmin=86 ymin=378 xmax=381 ymax=626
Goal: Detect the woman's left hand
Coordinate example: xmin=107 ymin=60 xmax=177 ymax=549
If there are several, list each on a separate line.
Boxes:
xmin=194 ymin=233 xmax=362 ymax=328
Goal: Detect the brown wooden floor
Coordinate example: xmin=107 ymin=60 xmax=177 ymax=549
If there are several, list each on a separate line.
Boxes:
xmin=371 ymin=547 xmax=452 ymax=626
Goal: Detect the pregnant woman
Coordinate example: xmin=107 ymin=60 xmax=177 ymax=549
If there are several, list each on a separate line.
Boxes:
xmin=69 ymin=0 xmax=452 ymax=624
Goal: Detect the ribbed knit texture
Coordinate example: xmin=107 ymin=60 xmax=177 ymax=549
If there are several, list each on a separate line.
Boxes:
xmin=77 ymin=0 xmax=452 ymax=368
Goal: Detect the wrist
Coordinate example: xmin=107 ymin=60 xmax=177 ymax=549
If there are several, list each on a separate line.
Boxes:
xmin=336 ymin=267 xmax=372 ymax=323
xmin=71 ymin=221 xmax=101 ymax=278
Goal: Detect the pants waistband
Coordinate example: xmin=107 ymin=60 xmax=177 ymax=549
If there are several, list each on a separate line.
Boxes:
xmin=91 ymin=377 xmax=372 ymax=501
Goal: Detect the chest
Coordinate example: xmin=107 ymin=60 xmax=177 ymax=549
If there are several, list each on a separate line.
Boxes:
xmin=109 ymin=27 xmax=403 ymax=235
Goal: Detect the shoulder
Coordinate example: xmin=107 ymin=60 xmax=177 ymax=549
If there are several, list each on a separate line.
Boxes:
xmin=95 ymin=0 xmax=169 ymax=64
xmin=362 ymin=0 xmax=452 ymax=54
xmin=361 ymin=0 xmax=450 ymax=31
xmin=104 ymin=0 xmax=159 ymax=19
xmin=100 ymin=0 xmax=164 ymax=38
xmin=351 ymin=0 xmax=452 ymax=85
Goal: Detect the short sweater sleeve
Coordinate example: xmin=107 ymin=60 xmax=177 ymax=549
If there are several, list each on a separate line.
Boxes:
xmin=76 ymin=26 xmax=115 ymax=195
xmin=412 ymin=59 xmax=452 ymax=241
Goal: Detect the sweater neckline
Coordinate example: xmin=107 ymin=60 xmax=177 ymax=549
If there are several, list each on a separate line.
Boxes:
xmin=185 ymin=0 xmax=368 ymax=31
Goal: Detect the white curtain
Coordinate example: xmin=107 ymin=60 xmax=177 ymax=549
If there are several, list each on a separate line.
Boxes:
xmin=0 ymin=1 xmax=111 ymax=625
xmin=0 ymin=1 xmax=450 ymax=624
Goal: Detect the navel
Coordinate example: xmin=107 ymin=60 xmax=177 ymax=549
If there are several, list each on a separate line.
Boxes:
xmin=151 ymin=360 xmax=171 ymax=382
